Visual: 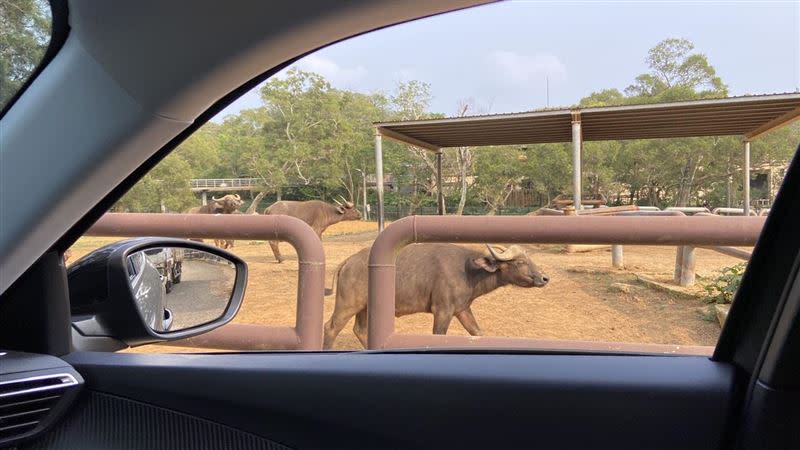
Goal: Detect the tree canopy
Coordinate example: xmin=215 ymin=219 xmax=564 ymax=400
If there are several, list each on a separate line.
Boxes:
xmin=113 ymin=38 xmax=798 ymax=214
xmin=0 ymin=0 xmax=51 ymax=107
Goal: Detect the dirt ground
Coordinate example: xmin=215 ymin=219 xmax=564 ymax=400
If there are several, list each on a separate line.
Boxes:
xmin=70 ymin=220 xmax=746 ymax=352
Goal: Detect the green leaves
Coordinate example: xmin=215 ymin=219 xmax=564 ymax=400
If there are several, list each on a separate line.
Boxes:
xmin=1 ymin=0 xmax=51 ymax=107
xmin=625 ymin=38 xmax=728 ymax=100
xmin=703 ymin=263 xmax=745 ymax=304
xmin=112 ymin=36 xmax=796 ymax=215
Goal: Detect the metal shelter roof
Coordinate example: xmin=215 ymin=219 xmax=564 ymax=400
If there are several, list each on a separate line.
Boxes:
xmin=375 ymin=93 xmax=800 ymax=150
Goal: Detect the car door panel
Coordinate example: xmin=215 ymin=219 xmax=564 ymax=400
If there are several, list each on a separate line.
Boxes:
xmin=26 ymin=351 xmax=738 ymax=449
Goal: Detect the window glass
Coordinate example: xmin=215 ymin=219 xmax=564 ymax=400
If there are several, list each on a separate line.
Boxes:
xmin=71 ymin=1 xmax=800 ymax=353
xmin=0 ymin=0 xmax=52 ymax=108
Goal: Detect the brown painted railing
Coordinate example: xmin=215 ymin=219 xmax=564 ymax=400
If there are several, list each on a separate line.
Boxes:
xmin=87 ymin=213 xmax=765 ymax=354
xmin=86 ymin=213 xmax=325 ymax=350
xmin=367 ymin=215 xmax=766 ymax=355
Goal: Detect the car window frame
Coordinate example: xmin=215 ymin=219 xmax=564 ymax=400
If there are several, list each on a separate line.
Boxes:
xmin=44 ymin=1 xmax=800 ymax=362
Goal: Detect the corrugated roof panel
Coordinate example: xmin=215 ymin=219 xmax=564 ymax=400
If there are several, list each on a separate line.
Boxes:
xmin=377 ymin=93 xmax=800 ymax=149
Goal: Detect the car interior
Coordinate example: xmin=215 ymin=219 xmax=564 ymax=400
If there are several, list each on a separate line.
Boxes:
xmin=1 ymin=1 xmax=799 ymax=449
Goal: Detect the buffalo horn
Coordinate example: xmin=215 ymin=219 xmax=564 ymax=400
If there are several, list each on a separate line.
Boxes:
xmin=338 ymin=195 xmax=354 ymax=208
xmin=486 ymin=244 xmax=524 ymax=261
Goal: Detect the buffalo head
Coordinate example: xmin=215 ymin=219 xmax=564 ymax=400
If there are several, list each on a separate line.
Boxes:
xmin=333 ymin=195 xmax=361 ymax=220
xmin=212 ymin=194 xmax=243 ymax=213
xmin=473 ymin=245 xmax=549 ymax=288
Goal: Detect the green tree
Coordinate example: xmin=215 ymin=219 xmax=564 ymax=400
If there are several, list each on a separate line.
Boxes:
xmin=258 ymin=69 xmax=337 ymax=186
xmin=0 ymin=0 xmax=50 ymax=106
xmin=575 ymin=38 xmax=735 ymax=207
xmin=387 ymin=80 xmax=444 ymax=213
xmin=473 ymin=146 xmax=528 ymax=214
xmin=625 ymin=38 xmax=727 ymax=101
xmin=115 ymin=154 xmax=196 ymax=212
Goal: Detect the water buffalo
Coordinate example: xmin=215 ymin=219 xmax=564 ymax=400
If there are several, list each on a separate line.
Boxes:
xmin=186 ymin=194 xmax=243 ymax=214
xmin=264 ymin=197 xmax=361 ymax=263
xmin=187 ymin=201 xmax=224 ymax=214
xmin=186 ymin=194 xmax=244 ymax=244
xmin=211 ymin=194 xmax=243 ymax=213
xmin=214 ymin=210 xmax=258 ymax=249
xmin=323 ymin=243 xmax=549 ymax=349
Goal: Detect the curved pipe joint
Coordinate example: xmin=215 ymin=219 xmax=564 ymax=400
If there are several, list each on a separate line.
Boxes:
xmin=87 ymin=213 xmax=325 ymax=350
xmin=367 ymin=215 xmax=766 ymax=352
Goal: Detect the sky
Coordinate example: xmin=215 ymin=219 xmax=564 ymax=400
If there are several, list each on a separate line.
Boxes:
xmin=214 ymin=0 xmax=800 ymax=121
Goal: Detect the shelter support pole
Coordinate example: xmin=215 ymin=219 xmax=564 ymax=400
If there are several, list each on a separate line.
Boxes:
xmin=201 ymin=191 xmax=207 ymax=206
xmin=375 ymin=130 xmax=385 ymax=231
xmin=727 ymin=176 xmax=733 ymax=208
xmin=362 ymin=172 xmax=369 ymax=221
xmin=743 ymin=140 xmax=751 ymax=216
xmin=679 ymin=245 xmax=696 ymax=287
xmin=571 ymin=112 xmax=582 ymax=210
xmin=674 ymin=246 xmax=684 ymax=283
xmin=436 ymin=151 xmax=444 ymax=215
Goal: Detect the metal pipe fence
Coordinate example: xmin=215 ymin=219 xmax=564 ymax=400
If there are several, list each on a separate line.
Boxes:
xmin=85 ymin=213 xmax=764 ymax=354
xmin=367 ymin=215 xmax=765 ymax=355
xmin=86 ymin=213 xmax=325 ymax=350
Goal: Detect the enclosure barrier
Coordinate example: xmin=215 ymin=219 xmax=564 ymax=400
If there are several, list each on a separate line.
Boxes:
xmin=85 ymin=213 xmax=764 ymax=353
xmin=86 ymin=213 xmax=325 ymax=350
xmin=367 ymin=215 xmax=765 ymax=355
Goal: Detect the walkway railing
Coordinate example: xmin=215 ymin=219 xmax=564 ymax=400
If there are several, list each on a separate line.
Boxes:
xmin=190 ymin=178 xmax=261 ymax=191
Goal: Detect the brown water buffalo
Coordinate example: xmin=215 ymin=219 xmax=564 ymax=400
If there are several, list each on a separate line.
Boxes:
xmin=323 ymin=243 xmax=548 ymax=349
xmin=186 ymin=194 xmax=243 ymax=214
xmin=264 ymin=197 xmax=361 ymax=263
xmin=214 ymin=210 xmax=258 ymax=249
xmin=211 ymin=194 xmax=243 ymax=213
xmin=186 ymin=194 xmax=244 ymax=243
xmin=187 ymin=201 xmax=223 ymax=214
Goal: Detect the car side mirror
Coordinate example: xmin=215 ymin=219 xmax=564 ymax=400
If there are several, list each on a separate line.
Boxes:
xmin=68 ymin=238 xmax=246 ymax=351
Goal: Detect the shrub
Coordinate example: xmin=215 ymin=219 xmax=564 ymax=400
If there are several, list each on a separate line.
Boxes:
xmin=703 ymin=263 xmax=745 ymax=304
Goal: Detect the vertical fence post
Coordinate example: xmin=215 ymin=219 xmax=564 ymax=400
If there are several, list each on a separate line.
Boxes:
xmin=612 ymin=245 xmax=624 ymax=268
xmin=679 ymin=245 xmax=696 ymax=287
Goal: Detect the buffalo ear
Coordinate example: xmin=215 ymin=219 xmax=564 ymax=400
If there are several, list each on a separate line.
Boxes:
xmin=472 ymin=257 xmax=499 ymax=273
xmin=336 ymin=206 xmax=346 ymax=214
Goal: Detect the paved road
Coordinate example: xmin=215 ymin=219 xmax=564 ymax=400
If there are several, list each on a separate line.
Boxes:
xmin=166 ymin=258 xmax=235 ymax=330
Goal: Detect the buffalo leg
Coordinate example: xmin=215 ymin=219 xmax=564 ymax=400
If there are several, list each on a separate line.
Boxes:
xmin=323 ymin=305 xmax=362 ymax=350
xmin=353 ymin=309 xmax=369 ymax=348
xmin=268 ymin=240 xmax=283 ymax=263
xmin=432 ymin=309 xmax=454 ymax=335
xmin=456 ymin=307 xmax=483 ymax=336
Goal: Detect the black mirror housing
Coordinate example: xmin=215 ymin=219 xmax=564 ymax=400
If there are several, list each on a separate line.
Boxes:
xmin=68 ymin=237 xmax=246 ymax=350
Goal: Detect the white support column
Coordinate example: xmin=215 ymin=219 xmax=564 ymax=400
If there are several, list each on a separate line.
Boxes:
xmin=571 ymin=112 xmax=582 ymax=210
xmin=436 ymin=151 xmax=444 ymax=215
xmin=201 ymin=191 xmax=207 ymax=206
xmin=375 ymin=130 xmax=385 ymax=231
xmin=743 ymin=140 xmax=751 ymax=216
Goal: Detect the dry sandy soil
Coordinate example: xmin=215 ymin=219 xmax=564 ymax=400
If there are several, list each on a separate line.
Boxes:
xmin=69 ymin=220 xmax=746 ymax=352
